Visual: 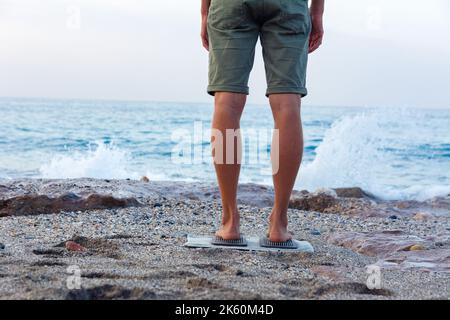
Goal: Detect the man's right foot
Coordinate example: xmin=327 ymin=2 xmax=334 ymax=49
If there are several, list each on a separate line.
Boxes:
xmin=268 ymin=213 xmax=293 ymax=242
xmin=267 ymin=227 xmax=293 ymax=242
xmin=215 ymin=227 xmax=241 ymax=240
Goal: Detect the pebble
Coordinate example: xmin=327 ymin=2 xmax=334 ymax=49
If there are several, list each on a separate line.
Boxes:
xmin=65 ymin=241 xmax=86 ymax=252
xmin=0 ymin=243 xmax=5 ymax=250
xmin=409 ymin=244 xmax=425 ymax=251
xmin=0 ymin=179 xmax=448 ymax=300
xmin=413 ymin=212 xmax=432 ymax=221
xmin=389 ymin=215 xmax=398 ymax=220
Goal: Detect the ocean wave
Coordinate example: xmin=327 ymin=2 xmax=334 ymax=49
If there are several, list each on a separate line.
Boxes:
xmin=297 ymin=109 xmax=450 ymax=200
xmin=39 ymin=141 xmax=139 ymax=180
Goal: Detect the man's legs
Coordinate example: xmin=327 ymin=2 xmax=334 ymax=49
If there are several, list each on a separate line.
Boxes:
xmin=268 ymin=94 xmax=303 ymax=242
xmin=212 ymin=92 xmax=246 ymax=240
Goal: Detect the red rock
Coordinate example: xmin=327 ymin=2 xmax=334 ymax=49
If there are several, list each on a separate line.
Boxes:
xmin=333 ymin=187 xmax=373 ymax=199
xmin=289 ymin=190 xmax=338 ymax=212
xmin=0 ymin=193 xmax=141 ymax=217
xmin=65 ymin=241 xmax=86 ymax=252
xmin=375 ymin=249 xmax=450 ymax=273
xmin=327 ymin=230 xmax=429 ymax=257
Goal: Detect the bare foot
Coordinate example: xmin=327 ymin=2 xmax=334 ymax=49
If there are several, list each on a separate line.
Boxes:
xmin=215 ymin=214 xmax=240 ymax=240
xmin=215 ymin=227 xmax=240 ymax=240
xmin=268 ymin=212 xmax=293 ymax=242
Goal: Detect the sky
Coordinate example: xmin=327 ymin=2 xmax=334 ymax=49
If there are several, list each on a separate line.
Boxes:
xmin=0 ymin=0 xmax=449 ymax=108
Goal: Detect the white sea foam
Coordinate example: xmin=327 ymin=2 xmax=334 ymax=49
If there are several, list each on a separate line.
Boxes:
xmin=298 ymin=109 xmax=450 ymax=200
xmin=39 ymin=142 xmax=139 ymax=180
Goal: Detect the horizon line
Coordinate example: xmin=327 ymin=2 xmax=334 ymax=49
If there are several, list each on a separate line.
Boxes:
xmin=0 ymin=95 xmax=449 ymax=111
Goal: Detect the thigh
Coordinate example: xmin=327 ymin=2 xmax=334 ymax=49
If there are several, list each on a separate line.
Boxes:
xmin=207 ymin=0 xmax=259 ymax=96
xmin=260 ymin=0 xmax=311 ymax=97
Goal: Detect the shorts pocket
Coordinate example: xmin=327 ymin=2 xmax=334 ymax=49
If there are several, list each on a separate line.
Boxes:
xmin=209 ymin=0 xmax=246 ymax=30
xmin=278 ymin=0 xmax=310 ymax=34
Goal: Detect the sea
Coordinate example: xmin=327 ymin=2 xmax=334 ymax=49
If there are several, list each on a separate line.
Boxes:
xmin=0 ymin=97 xmax=449 ymax=201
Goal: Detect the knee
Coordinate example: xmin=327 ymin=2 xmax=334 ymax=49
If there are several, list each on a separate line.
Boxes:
xmin=270 ymin=94 xmax=301 ymax=119
xmin=272 ymin=104 xmax=301 ymax=122
xmin=214 ymin=92 xmax=246 ymax=117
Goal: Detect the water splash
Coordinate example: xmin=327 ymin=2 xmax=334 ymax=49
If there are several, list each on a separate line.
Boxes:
xmin=298 ymin=109 xmax=450 ymax=200
xmin=40 ymin=141 xmax=138 ymax=179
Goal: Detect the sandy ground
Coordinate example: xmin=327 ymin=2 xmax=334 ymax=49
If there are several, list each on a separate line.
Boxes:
xmin=0 ymin=179 xmax=448 ymax=300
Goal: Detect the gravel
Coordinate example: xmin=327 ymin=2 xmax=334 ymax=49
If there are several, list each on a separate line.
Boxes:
xmin=0 ymin=195 xmax=448 ymax=300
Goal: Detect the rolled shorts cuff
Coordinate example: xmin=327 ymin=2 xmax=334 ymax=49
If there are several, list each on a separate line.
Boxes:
xmin=266 ymin=86 xmax=308 ymax=98
xmin=207 ymin=85 xmax=249 ymax=96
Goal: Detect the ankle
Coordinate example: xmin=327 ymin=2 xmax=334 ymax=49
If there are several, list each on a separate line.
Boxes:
xmin=221 ymin=206 xmax=240 ymax=226
xmin=269 ymin=210 xmax=288 ymax=228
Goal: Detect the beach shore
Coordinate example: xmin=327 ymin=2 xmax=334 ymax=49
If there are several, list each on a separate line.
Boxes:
xmin=0 ymin=179 xmax=448 ymax=300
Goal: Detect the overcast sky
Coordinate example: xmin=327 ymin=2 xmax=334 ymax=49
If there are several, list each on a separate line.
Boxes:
xmin=1 ymin=0 xmax=449 ymax=108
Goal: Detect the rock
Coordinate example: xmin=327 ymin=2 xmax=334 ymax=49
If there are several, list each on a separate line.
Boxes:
xmin=389 ymin=215 xmax=398 ymax=220
xmin=65 ymin=241 xmax=86 ymax=252
xmin=328 ymin=231 xmax=450 ymax=272
xmin=327 ymin=230 xmax=429 ymax=257
xmin=289 ymin=190 xmax=338 ymax=212
xmin=57 ymin=236 xmax=121 ymax=259
xmin=375 ymin=249 xmax=450 ymax=273
xmin=413 ymin=212 xmax=432 ymax=221
xmin=409 ymin=244 xmax=425 ymax=251
xmin=0 ymin=243 xmax=5 ymax=250
xmin=333 ymin=187 xmax=372 ymax=199
xmin=235 ymin=270 xmax=244 ymax=276
xmin=153 ymin=202 xmax=162 ymax=208
xmin=140 ymin=176 xmax=150 ymax=183
xmin=310 ymin=229 xmax=321 ymax=236
xmin=0 ymin=193 xmax=141 ymax=217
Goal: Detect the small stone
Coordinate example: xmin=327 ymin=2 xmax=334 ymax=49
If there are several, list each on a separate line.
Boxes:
xmin=140 ymin=176 xmax=150 ymax=183
xmin=153 ymin=202 xmax=162 ymax=208
xmin=413 ymin=212 xmax=432 ymax=221
xmin=389 ymin=215 xmax=398 ymax=220
xmin=236 ymin=270 xmax=244 ymax=276
xmin=65 ymin=241 xmax=86 ymax=252
xmin=310 ymin=229 xmax=321 ymax=236
xmin=409 ymin=244 xmax=425 ymax=251
xmin=0 ymin=243 xmax=5 ymax=250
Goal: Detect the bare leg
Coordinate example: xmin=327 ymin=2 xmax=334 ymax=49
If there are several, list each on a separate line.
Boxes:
xmin=268 ymin=94 xmax=303 ymax=242
xmin=212 ymin=92 xmax=246 ymax=240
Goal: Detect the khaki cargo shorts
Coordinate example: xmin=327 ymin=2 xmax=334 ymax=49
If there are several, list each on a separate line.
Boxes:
xmin=207 ymin=0 xmax=312 ymax=97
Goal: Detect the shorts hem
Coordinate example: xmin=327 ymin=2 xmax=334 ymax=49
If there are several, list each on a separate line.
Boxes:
xmin=266 ymin=87 xmax=308 ymax=98
xmin=207 ymin=85 xmax=249 ymax=96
